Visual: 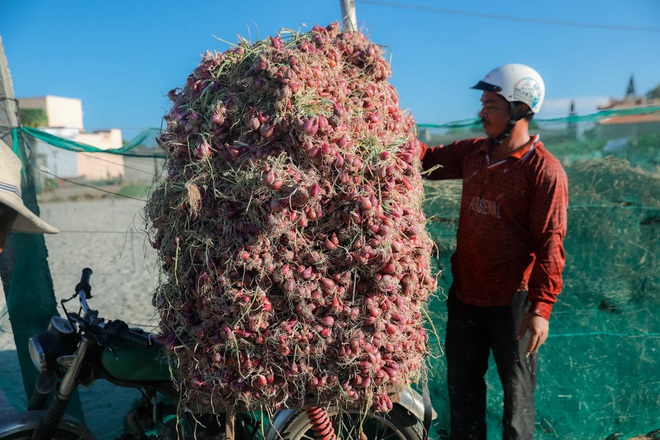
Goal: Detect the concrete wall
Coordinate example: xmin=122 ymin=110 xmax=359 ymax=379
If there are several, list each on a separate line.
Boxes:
xmin=33 ymin=128 xmax=126 ymax=182
xmin=19 ymin=96 xmax=84 ymax=129
xmin=17 ymin=96 xmax=171 ymax=185
xmin=123 ymin=156 xmax=165 ymax=184
xmin=19 ymin=95 xmax=126 ymax=182
xmin=37 ymin=128 xmax=80 ymax=179
xmin=76 ymin=129 xmax=124 ymax=180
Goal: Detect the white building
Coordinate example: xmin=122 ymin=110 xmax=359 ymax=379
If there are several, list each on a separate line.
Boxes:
xmin=18 ymin=95 xmax=125 ymax=182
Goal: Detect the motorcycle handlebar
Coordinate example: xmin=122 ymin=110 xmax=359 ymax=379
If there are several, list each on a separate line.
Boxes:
xmin=79 ymin=268 xmax=93 ymax=287
xmin=119 ymin=327 xmax=156 ymax=349
xmin=76 ymin=268 xmax=94 ymax=316
xmin=104 ymin=320 xmax=158 ymax=349
xmin=72 ymin=268 xmax=158 ymax=350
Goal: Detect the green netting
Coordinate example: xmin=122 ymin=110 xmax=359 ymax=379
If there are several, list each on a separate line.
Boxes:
xmin=422 ymin=108 xmax=660 ymax=439
xmin=1 ymin=128 xmax=84 ymax=418
xmin=16 ymin=126 xmax=165 ymax=158
xmin=1 ymin=105 xmax=659 ymax=439
xmin=418 ymin=104 xmax=660 ymax=129
xmin=12 ymin=104 xmax=660 ymax=161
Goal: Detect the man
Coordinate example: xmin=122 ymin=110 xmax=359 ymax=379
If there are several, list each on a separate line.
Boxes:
xmin=0 ymin=138 xmax=58 ymax=252
xmin=421 ymin=64 xmax=568 ymax=439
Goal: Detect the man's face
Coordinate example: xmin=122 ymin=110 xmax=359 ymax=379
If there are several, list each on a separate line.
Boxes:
xmin=479 ymin=91 xmax=511 ymax=138
xmin=0 ymin=203 xmax=18 ymax=253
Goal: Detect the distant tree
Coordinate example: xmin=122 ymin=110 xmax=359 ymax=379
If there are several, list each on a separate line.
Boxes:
xmin=646 ymin=84 xmax=660 ymax=100
xmin=19 ymin=108 xmax=48 ymax=127
xmin=625 ymin=75 xmax=636 ymax=98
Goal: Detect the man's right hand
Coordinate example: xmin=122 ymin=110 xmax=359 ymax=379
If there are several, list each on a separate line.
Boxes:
xmin=516 ymin=312 xmax=549 ymax=355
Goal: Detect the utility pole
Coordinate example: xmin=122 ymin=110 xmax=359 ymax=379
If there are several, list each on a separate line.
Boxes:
xmin=0 ymin=36 xmax=18 ymax=293
xmin=340 ymin=0 xmax=357 ymax=32
xmin=0 ymin=37 xmax=19 ymax=138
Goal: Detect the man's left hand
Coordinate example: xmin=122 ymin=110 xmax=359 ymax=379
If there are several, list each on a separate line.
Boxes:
xmin=516 ymin=312 xmax=549 ymax=355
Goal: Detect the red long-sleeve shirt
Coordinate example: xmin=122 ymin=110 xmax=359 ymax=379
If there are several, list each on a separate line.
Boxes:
xmin=421 ymin=136 xmax=568 ymax=320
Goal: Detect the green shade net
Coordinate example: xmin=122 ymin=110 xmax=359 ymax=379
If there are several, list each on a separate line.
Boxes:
xmin=1 ymin=104 xmax=658 ymax=439
xmin=20 ymin=126 xmax=166 ymax=158
xmin=1 ymin=129 xmax=83 ymax=419
xmin=422 ymin=106 xmax=660 ymax=440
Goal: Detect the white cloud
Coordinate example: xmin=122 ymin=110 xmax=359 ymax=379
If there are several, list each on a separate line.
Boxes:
xmin=539 ymin=96 xmax=611 ymax=119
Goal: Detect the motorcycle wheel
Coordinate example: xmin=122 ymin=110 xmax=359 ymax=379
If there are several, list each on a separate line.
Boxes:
xmin=268 ymin=405 xmax=425 ymax=440
xmin=0 ymin=411 xmax=95 ymax=440
xmin=0 ymin=429 xmax=82 ymax=440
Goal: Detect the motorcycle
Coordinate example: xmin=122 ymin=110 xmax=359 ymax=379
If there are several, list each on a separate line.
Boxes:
xmin=0 ymin=268 xmax=435 ymax=439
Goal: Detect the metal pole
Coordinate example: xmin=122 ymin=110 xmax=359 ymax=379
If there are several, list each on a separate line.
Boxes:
xmin=0 ymin=36 xmax=18 ymax=293
xmin=340 ymin=0 xmax=357 ymax=32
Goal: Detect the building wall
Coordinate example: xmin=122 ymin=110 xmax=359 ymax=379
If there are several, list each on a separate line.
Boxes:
xmin=75 ymin=152 xmax=124 ymax=181
xmin=76 ymin=129 xmax=124 ymax=180
xmin=18 ymin=96 xmax=84 ymax=129
xmin=123 ymin=156 xmax=165 ymax=184
xmin=37 ymin=128 xmax=80 ymax=179
xmin=20 ymin=95 xmax=164 ymax=185
xmin=33 ymin=128 xmax=126 ymax=181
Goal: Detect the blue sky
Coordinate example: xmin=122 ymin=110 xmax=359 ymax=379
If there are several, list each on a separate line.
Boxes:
xmin=1 ymin=0 xmax=659 ymax=140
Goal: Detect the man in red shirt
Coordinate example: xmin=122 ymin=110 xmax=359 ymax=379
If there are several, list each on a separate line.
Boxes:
xmin=421 ymin=64 xmax=568 ymax=439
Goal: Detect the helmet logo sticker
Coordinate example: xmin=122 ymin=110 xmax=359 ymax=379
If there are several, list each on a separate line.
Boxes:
xmin=513 ymin=77 xmax=541 ymax=109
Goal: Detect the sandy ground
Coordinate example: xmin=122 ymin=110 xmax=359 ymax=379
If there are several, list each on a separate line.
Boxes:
xmin=1 ymin=196 xmax=160 ymax=347
xmin=0 ymin=197 xmax=161 ymax=437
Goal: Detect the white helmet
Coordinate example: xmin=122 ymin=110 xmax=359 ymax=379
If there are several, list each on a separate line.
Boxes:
xmin=472 ymin=64 xmax=545 ymax=114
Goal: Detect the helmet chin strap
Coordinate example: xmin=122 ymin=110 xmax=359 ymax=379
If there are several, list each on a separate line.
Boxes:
xmin=492 ymin=102 xmax=533 ymax=145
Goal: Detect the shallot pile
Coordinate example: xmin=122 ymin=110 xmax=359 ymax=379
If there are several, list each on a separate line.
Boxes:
xmin=146 ymin=23 xmax=436 ymax=414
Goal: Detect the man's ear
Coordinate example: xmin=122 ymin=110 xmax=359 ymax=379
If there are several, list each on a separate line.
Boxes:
xmin=515 ymin=103 xmax=533 ymax=121
xmin=516 ymin=102 xmax=530 ymax=114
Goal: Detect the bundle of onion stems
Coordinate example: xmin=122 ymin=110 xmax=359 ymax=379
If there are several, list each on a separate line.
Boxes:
xmin=146 ymin=23 xmax=436 ymax=414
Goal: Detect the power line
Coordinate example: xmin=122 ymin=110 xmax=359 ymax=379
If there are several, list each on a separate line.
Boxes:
xmin=38 ymin=168 xmax=148 ymax=202
xmin=357 ymin=0 xmax=660 ymax=33
xmin=77 ymin=150 xmax=159 ymax=176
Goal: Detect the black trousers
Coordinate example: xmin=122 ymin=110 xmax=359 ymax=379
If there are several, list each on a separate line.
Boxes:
xmin=445 ymin=287 xmax=537 ymax=440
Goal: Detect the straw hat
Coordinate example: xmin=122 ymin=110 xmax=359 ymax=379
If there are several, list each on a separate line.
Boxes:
xmin=0 ymin=139 xmax=58 ymax=234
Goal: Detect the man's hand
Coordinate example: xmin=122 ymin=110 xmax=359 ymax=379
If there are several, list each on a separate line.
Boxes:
xmin=516 ymin=312 xmax=549 ymax=355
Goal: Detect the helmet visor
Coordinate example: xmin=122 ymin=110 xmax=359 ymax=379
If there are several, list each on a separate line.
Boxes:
xmin=471 ymin=81 xmax=502 ymax=92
